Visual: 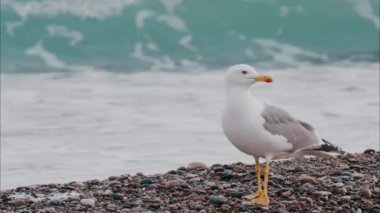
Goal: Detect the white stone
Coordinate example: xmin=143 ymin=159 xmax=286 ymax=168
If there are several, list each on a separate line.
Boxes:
xmin=80 ymin=198 xmax=96 ymax=207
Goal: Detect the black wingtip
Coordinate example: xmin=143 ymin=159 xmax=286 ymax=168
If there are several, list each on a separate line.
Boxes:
xmin=314 ymin=139 xmax=344 ymax=153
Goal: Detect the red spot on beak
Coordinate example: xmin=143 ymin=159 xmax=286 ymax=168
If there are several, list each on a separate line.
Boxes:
xmin=265 ymin=77 xmax=273 ymax=83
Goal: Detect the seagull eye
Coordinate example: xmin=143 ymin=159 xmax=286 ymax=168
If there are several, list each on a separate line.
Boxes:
xmin=241 ymin=70 xmax=248 ymax=75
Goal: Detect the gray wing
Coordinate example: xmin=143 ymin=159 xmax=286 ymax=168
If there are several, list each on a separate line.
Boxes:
xmin=261 ymin=104 xmax=320 ymax=152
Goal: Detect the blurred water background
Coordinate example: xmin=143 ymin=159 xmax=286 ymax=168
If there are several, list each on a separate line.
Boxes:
xmin=1 ymin=0 xmax=379 ymax=189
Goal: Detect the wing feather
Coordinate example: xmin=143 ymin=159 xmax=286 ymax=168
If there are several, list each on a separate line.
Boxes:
xmin=261 ymin=104 xmax=320 ymax=151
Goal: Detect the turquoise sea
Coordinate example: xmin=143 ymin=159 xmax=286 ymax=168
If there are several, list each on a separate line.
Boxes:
xmin=1 ymin=0 xmax=379 ymax=189
xmin=1 ymin=0 xmax=379 ymax=72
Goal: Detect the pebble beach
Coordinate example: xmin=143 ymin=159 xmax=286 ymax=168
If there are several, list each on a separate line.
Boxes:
xmin=1 ymin=150 xmax=379 ymax=212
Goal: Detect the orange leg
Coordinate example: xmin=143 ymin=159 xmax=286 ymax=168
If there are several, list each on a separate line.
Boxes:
xmin=253 ymin=160 xmax=270 ymax=205
xmin=252 ymin=157 xmax=264 ymax=198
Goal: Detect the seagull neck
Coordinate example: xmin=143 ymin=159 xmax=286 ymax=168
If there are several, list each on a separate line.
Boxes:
xmin=226 ymin=86 xmax=257 ymax=102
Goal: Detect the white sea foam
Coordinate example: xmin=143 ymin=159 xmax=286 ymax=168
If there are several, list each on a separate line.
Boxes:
xmin=279 ymin=5 xmax=304 ymax=18
xmin=47 ymin=25 xmax=83 ymax=46
xmin=147 ymin=42 xmax=160 ymax=51
xmin=160 ymin=0 xmax=182 ymax=14
xmin=25 ymin=42 xmax=103 ymax=72
xmin=180 ymin=59 xmax=204 ymax=71
xmin=5 ymin=19 xmax=25 ymax=35
xmin=135 ymin=9 xmax=187 ymax=32
xmin=179 ymin=35 xmax=197 ymax=52
xmin=1 ymin=64 xmax=379 ymax=189
xmin=2 ymin=0 xmax=138 ymax=20
xmin=136 ymin=10 xmax=155 ymax=29
xmin=157 ymin=15 xmax=187 ymax=31
xmin=245 ymin=49 xmax=255 ymax=56
xmin=352 ymin=0 xmax=379 ymax=29
xmin=131 ymin=42 xmax=176 ymax=71
xmin=254 ymin=38 xmax=328 ymax=66
xmin=25 ymin=42 xmax=67 ymax=69
xmin=279 ymin=6 xmax=289 ymax=17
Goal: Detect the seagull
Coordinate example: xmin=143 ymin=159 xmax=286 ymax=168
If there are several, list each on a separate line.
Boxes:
xmin=221 ymin=64 xmax=342 ymax=206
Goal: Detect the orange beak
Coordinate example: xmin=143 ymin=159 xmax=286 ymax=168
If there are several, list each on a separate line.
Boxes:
xmin=253 ymin=75 xmax=273 ymax=83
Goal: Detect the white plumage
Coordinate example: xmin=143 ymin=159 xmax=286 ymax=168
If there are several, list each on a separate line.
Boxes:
xmin=221 ymin=64 xmax=341 ymax=206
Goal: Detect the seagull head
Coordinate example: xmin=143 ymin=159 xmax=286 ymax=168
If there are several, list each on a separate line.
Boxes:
xmin=226 ymin=64 xmax=273 ymax=88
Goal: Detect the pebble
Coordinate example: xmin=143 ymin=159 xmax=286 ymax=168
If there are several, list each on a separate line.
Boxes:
xmin=106 ymin=204 xmax=117 ymax=210
xmin=80 ymin=198 xmax=95 ymax=207
xmin=374 ymin=187 xmax=380 ymax=194
xmin=219 ymin=169 xmax=233 ymax=180
xmin=192 ymin=204 xmax=204 ymax=210
xmin=189 ymin=177 xmax=202 ymax=182
xmin=112 ymin=193 xmax=124 ymax=200
xmin=334 ymin=182 xmax=345 ymax=188
xmin=185 ymin=173 xmax=198 ymax=178
xmin=360 ymin=189 xmax=372 ymax=199
xmin=1 ymin=151 xmax=378 ymax=212
xmin=209 ymin=195 xmax=227 ymax=204
xmin=165 ymin=180 xmax=180 ymax=189
xmin=69 ymin=181 xmax=85 ymax=188
xmin=281 ymin=191 xmax=292 ymax=197
xmin=226 ymin=189 xmax=244 ymax=198
xmin=300 ymin=174 xmax=317 ymax=184
xmin=364 ymin=149 xmax=375 ymax=155
xmin=339 ymin=195 xmax=351 ymax=201
xmin=103 ymin=189 xmax=112 ymax=195
xmin=300 ymin=196 xmax=313 ymax=204
xmin=241 ymin=201 xmax=254 ymax=206
xmin=108 ymin=176 xmax=118 ymax=181
xmin=187 ymin=162 xmax=207 ymax=170
xmin=314 ymin=191 xmax=331 ymax=196
xmin=302 ymin=183 xmax=316 ymax=190
xmin=352 ymin=173 xmax=364 ymax=179
xmin=139 ymin=178 xmax=153 ymax=186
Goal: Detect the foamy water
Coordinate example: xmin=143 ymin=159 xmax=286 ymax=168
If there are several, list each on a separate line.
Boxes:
xmin=1 ymin=64 xmax=379 ymax=189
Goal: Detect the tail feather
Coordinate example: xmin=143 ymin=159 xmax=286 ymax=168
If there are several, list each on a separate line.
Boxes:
xmin=296 ymin=139 xmax=344 ymax=158
xmin=314 ymin=139 xmax=344 ymax=153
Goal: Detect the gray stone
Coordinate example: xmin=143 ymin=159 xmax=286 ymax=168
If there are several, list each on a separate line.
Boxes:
xmin=80 ymin=198 xmax=95 ymax=207
xmin=209 ymin=195 xmax=227 ymax=204
xmin=187 ymin=162 xmax=207 ymax=170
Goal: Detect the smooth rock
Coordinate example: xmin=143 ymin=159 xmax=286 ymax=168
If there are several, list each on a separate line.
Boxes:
xmin=339 ymin=195 xmax=351 ymax=201
xmin=219 ymin=169 xmax=233 ymax=181
xmin=352 ymin=173 xmax=364 ymax=179
xmin=227 ymin=189 xmax=244 ymax=198
xmin=300 ymin=174 xmax=317 ymax=184
xmin=242 ymin=201 xmax=254 ymax=206
xmin=165 ymin=180 xmax=180 ymax=189
xmin=103 ymin=189 xmax=112 ymax=195
xmin=360 ymin=189 xmax=372 ymax=199
xmin=80 ymin=198 xmax=96 ymax=207
xmin=108 ymin=176 xmax=118 ymax=181
xmin=281 ymin=191 xmax=292 ymax=197
xmin=106 ymin=204 xmax=117 ymax=210
xmin=300 ymin=196 xmax=313 ymax=204
xmin=187 ymin=162 xmax=207 ymax=170
xmin=374 ymin=187 xmax=380 ymax=194
xmin=69 ymin=181 xmax=85 ymax=188
xmin=192 ymin=204 xmax=204 ymax=210
xmin=139 ymin=178 xmax=153 ymax=186
xmin=334 ymin=182 xmax=345 ymax=188
xmin=364 ymin=149 xmax=375 ymax=155
xmin=314 ymin=191 xmax=331 ymax=196
xmin=302 ymin=183 xmax=316 ymax=190
xmin=213 ymin=166 xmax=225 ymax=172
xmin=209 ymin=195 xmax=227 ymax=204
xmin=112 ymin=193 xmax=124 ymax=200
